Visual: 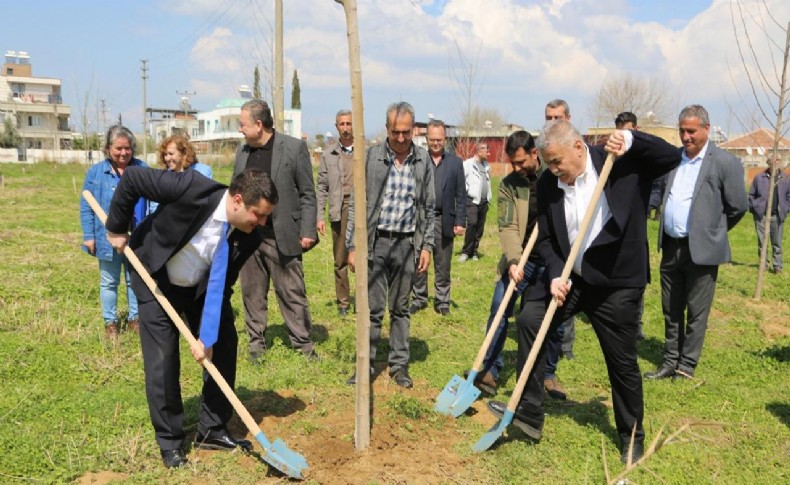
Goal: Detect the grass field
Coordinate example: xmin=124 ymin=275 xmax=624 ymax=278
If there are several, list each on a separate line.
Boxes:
xmin=0 ymin=162 xmax=789 ymax=484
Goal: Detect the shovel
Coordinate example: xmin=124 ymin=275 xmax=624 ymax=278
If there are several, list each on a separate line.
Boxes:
xmin=473 ymin=152 xmax=616 ymax=452
xmin=435 ymin=224 xmax=539 ymax=417
xmin=83 ymin=191 xmax=309 ymax=479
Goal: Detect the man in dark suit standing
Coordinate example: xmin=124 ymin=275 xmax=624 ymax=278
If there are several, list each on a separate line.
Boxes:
xmin=410 ymin=119 xmax=465 ymax=316
xmin=104 ymin=167 xmax=278 ymax=468
xmin=233 ymin=100 xmax=318 ymax=362
xmin=645 ymin=105 xmax=747 ymax=381
xmin=487 ymin=120 xmax=680 ymax=464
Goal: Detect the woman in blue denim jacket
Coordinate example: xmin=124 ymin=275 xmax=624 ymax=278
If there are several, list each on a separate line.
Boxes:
xmin=79 ymin=124 xmax=150 ymax=339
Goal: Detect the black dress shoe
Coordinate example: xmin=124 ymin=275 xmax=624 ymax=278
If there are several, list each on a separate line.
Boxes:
xmin=620 ymin=440 xmax=644 ymax=464
xmin=409 ymin=302 xmax=427 ymax=315
xmin=194 ymin=428 xmax=252 ymax=451
xmin=644 ymin=364 xmax=676 ymax=380
xmin=435 ymin=306 xmax=450 ymax=316
xmin=347 ymin=366 xmax=375 ymax=385
xmin=389 ymin=368 xmax=413 ymax=388
xmin=486 ymin=400 xmax=542 ymax=441
xmin=160 ymin=449 xmax=188 ymax=469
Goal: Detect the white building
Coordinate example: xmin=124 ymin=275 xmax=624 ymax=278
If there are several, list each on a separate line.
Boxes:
xmin=149 ymin=86 xmax=302 ymax=156
xmin=0 ymin=50 xmax=72 ymax=155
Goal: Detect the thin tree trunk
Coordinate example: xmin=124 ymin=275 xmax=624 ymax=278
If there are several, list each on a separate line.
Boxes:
xmin=754 ymin=22 xmax=790 ymax=300
xmin=335 ymin=0 xmax=370 ymax=450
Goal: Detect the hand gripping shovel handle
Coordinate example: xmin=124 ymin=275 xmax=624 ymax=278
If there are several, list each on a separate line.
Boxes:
xmin=503 ymin=152 xmax=616 ymax=416
xmin=470 ymin=224 xmax=539 ymax=372
xmin=82 ymin=191 xmax=307 ymax=479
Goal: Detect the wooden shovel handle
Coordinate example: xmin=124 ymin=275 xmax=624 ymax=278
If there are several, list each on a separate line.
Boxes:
xmin=82 ymin=191 xmax=264 ymax=440
xmin=471 ymin=223 xmax=539 ymax=371
xmin=505 ymin=152 xmax=616 ymax=413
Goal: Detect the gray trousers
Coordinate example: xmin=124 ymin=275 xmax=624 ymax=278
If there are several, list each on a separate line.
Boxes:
xmin=240 ymin=234 xmax=314 ymax=354
xmin=411 ymin=216 xmax=453 ymax=310
xmin=754 ymin=216 xmax=784 ymax=270
xmin=660 ymin=235 xmax=718 ymax=375
xmin=368 ymin=233 xmax=416 ymax=370
xmin=331 ymin=198 xmax=351 ymax=309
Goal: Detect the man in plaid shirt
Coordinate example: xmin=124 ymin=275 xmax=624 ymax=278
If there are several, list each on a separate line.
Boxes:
xmin=346 ymin=101 xmax=436 ymax=389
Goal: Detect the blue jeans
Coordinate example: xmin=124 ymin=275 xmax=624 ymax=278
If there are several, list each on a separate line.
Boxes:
xmin=99 ymin=251 xmax=138 ymax=325
xmin=481 ymin=261 xmax=539 ymax=380
xmin=544 ymin=319 xmax=565 ymax=379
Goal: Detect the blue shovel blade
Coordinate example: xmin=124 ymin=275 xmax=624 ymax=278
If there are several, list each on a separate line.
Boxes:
xmin=435 ymin=374 xmax=465 ymax=414
xmin=447 ymin=377 xmax=482 ymax=418
xmin=254 ymin=432 xmax=309 ymax=479
xmin=472 ymin=409 xmax=513 ymax=452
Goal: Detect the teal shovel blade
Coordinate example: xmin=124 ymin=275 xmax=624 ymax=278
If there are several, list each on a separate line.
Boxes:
xmin=435 ymin=370 xmax=482 ymax=417
xmin=254 ymin=431 xmax=309 ymax=479
xmin=472 ymin=409 xmax=513 ymax=452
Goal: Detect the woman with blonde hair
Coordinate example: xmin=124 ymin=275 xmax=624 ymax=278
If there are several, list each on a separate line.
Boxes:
xmin=157 ymin=134 xmax=212 ymax=178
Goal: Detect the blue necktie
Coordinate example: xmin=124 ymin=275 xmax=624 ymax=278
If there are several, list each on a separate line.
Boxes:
xmin=199 ymin=222 xmax=230 ymax=349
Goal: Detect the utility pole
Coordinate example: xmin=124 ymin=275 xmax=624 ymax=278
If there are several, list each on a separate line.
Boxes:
xmin=274 ymin=0 xmax=284 ymax=133
xmin=141 ymin=59 xmax=148 ymax=163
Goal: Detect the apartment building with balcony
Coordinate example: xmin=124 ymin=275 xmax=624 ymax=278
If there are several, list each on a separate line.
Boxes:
xmin=0 ymin=50 xmax=72 ymax=153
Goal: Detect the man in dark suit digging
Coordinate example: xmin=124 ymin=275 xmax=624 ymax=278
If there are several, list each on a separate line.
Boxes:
xmin=487 ymin=120 xmax=680 ymax=464
xmin=105 ymin=167 xmax=277 ymax=468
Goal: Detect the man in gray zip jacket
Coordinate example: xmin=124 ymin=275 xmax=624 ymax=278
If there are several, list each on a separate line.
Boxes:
xmin=316 ymin=110 xmax=355 ymax=316
xmin=345 ymin=101 xmax=435 ymax=389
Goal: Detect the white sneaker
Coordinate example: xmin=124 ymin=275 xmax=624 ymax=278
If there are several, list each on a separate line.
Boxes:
xmin=458 ymin=254 xmax=468 ymax=262
xmin=472 ymin=255 xmax=479 ymax=261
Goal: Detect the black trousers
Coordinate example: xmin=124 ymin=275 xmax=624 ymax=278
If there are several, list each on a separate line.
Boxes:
xmin=660 ymin=235 xmax=719 ymax=375
xmin=137 ymin=284 xmax=238 ymax=451
xmin=462 ymin=200 xmax=488 ymax=257
xmin=412 ymin=215 xmax=454 ymax=310
xmin=517 ymin=279 xmax=644 ymax=446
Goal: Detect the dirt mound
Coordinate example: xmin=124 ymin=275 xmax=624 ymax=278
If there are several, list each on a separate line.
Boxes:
xmin=745 ymin=300 xmax=790 ymax=338
xmin=79 ymin=376 xmax=491 ymax=484
xmin=229 ymin=379 xmax=487 ymax=484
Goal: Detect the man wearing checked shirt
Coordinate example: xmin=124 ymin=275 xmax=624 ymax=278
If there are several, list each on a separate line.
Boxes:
xmin=345 ymin=101 xmax=435 ymax=389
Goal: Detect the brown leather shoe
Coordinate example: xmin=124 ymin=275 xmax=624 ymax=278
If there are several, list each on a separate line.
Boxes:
xmin=104 ymin=322 xmax=119 ymax=340
xmin=127 ymin=319 xmax=140 ymax=334
xmin=544 ymin=376 xmax=567 ymax=400
xmin=474 ymin=370 xmax=498 ymax=395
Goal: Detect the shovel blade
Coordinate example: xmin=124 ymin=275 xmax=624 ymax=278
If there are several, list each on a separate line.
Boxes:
xmin=472 ymin=409 xmax=513 ymax=453
xmin=254 ymin=431 xmax=309 ymax=479
xmin=447 ymin=377 xmax=482 ymax=418
xmin=434 ymin=373 xmax=465 ymax=414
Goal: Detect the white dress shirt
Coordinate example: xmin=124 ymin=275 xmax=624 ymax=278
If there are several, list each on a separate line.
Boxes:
xmin=558 ymin=146 xmax=612 ymax=277
xmin=166 ymin=191 xmax=229 ymax=287
xmin=663 ymin=142 xmax=709 ymax=238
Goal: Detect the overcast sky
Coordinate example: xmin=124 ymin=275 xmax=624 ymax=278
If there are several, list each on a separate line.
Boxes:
xmin=2 ymin=0 xmax=788 ymax=139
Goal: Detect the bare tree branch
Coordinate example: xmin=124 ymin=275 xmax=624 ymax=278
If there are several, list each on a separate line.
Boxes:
xmin=730 ymin=0 xmax=790 ymax=299
xmin=589 ymin=72 xmax=673 ymax=126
